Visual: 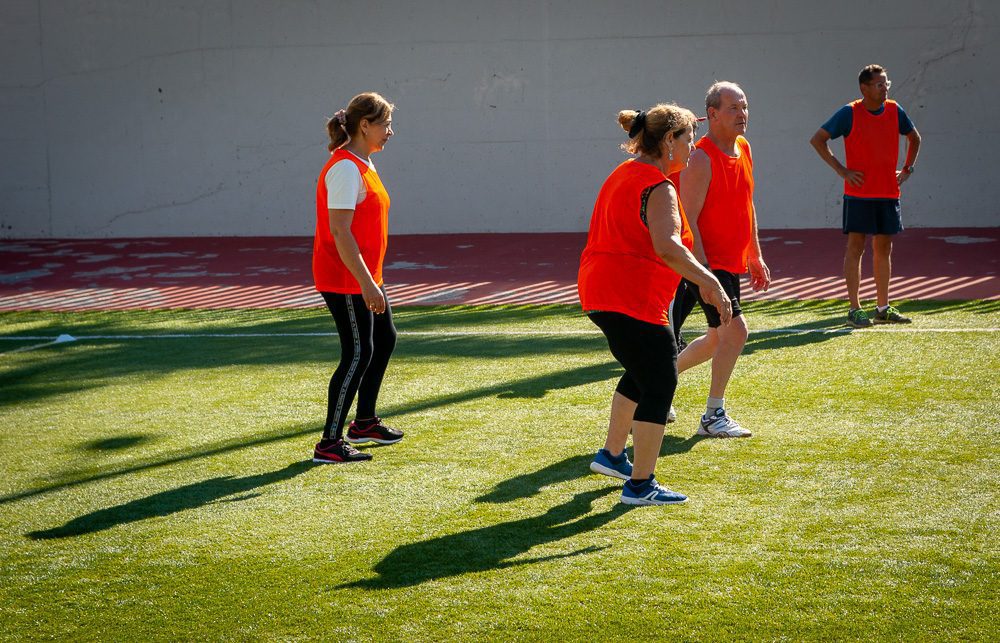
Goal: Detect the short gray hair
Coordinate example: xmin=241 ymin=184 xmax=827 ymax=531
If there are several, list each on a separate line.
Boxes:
xmin=705 ymin=81 xmax=745 ymax=113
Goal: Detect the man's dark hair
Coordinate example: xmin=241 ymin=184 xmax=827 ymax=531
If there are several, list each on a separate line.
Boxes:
xmin=859 ymin=64 xmax=886 ymax=85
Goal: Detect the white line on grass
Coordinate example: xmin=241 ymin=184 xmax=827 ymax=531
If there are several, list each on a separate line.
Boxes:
xmin=1 ymin=334 xmax=77 ymax=354
xmin=1 ymin=327 xmax=998 ymax=345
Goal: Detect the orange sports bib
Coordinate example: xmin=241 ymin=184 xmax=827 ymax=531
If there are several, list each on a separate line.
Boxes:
xmin=578 ymin=160 xmax=686 ymax=325
xmin=844 ymin=99 xmax=901 ymax=199
xmin=313 ymin=150 xmax=390 ymax=293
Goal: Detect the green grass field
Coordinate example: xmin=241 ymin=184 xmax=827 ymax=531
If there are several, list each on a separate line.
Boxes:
xmin=1 ymin=300 xmax=998 ymax=641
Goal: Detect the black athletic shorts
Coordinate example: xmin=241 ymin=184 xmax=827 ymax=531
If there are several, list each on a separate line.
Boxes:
xmin=681 ymin=269 xmax=743 ymax=328
xmin=842 ymin=197 xmax=903 ymax=235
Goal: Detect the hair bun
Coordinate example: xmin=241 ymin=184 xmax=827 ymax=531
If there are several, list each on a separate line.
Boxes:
xmin=627 ymin=110 xmax=647 ymax=138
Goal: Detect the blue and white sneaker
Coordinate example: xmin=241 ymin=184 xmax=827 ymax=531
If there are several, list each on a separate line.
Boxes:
xmin=589 ymin=448 xmax=633 ymax=480
xmin=620 ymin=475 xmax=687 ymax=505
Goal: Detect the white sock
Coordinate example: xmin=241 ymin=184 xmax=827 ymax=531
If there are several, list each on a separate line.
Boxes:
xmin=706 ymin=397 xmax=725 ymax=416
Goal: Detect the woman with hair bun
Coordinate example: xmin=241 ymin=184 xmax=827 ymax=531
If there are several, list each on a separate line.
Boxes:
xmin=578 ymin=103 xmax=732 ymax=504
xmin=311 ymin=92 xmax=404 ymax=464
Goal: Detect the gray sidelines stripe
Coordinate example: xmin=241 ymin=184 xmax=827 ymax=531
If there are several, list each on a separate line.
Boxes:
xmin=1 ymin=327 xmax=999 ymax=342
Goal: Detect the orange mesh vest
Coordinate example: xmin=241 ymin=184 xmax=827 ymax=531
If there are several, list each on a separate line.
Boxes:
xmin=578 ymin=160 xmax=685 ymax=326
xmin=844 ymin=99 xmax=901 ymax=199
xmin=313 ymin=150 xmax=390 ymax=294
xmin=695 ymin=136 xmax=754 ymax=274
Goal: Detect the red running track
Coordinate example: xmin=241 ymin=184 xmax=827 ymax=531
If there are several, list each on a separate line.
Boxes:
xmin=0 ymin=229 xmax=996 ymax=311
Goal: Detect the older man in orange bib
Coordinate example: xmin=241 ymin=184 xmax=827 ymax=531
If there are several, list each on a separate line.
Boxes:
xmin=671 ymin=81 xmax=770 ymax=438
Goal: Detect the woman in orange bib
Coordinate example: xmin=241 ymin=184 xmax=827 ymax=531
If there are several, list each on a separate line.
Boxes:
xmin=311 ymin=92 xmax=403 ymax=464
xmin=578 ymin=103 xmax=732 ymax=506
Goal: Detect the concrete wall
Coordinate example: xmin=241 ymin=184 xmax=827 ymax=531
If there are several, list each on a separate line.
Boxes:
xmin=2 ymin=0 xmax=997 ymax=238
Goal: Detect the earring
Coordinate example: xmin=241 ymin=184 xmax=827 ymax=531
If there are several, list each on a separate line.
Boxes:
xmin=668 ymin=149 xmax=673 ymax=161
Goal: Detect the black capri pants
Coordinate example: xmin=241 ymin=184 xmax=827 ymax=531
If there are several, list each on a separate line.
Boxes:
xmin=588 ymin=311 xmax=678 ymax=425
xmin=321 ymin=289 xmax=397 ymax=441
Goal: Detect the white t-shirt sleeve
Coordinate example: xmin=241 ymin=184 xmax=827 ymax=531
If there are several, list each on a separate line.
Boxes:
xmin=325 ymin=159 xmax=365 ymax=209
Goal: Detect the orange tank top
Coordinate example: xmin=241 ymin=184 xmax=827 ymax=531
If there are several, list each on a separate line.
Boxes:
xmin=578 ymin=160 xmax=686 ymax=326
xmin=694 ymin=135 xmax=754 ymax=274
xmin=844 ymin=99 xmax=901 ymax=199
xmin=313 ymin=150 xmax=390 ymax=294
xmin=668 ymin=171 xmax=695 ymax=252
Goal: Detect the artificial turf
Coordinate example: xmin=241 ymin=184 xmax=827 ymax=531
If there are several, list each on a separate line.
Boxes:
xmin=1 ymin=300 xmax=997 ymax=640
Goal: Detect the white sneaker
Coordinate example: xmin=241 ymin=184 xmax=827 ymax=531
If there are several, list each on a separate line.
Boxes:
xmin=667 ymin=406 xmax=677 ymax=423
xmin=697 ymin=408 xmax=751 ymax=438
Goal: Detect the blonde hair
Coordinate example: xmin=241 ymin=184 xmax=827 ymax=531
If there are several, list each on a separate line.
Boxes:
xmin=617 ymin=103 xmax=698 ymax=157
xmin=326 ymin=92 xmax=395 ymax=151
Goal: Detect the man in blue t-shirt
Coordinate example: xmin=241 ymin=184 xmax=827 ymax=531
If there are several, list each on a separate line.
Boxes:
xmin=810 ymin=64 xmax=922 ymax=328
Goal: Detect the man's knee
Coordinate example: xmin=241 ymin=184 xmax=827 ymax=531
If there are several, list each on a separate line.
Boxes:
xmin=873 ymin=235 xmax=893 ymax=256
xmin=700 ymin=328 xmax=721 ymax=350
xmin=845 ymin=234 xmax=867 ymax=258
xmin=717 ymin=314 xmax=749 ymax=346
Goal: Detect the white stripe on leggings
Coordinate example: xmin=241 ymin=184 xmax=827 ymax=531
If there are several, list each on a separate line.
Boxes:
xmin=330 ymin=295 xmax=363 ymax=437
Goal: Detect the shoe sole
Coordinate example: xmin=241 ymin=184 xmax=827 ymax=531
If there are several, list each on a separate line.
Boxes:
xmin=345 ymin=436 xmax=403 ymax=445
xmin=846 ymin=322 xmax=873 ymax=328
xmin=312 ymin=456 xmax=371 ymax=464
xmin=871 ymin=319 xmax=911 ymax=324
xmin=589 ymin=461 xmax=630 ymax=480
xmin=696 ymin=427 xmax=752 ymax=438
xmin=620 ymin=495 xmax=688 ymax=506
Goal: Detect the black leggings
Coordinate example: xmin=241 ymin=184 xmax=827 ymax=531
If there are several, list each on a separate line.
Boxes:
xmin=321 ymin=290 xmax=397 ymax=440
xmin=588 ymin=311 xmax=678 ymax=425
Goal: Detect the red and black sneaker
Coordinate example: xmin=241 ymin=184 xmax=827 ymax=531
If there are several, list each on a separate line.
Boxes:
xmin=313 ymin=439 xmax=373 ymax=464
xmin=346 ymin=416 xmax=404 ymax=445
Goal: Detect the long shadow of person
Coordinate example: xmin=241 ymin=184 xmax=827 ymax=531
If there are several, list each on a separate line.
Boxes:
xmin=341 ymin=486 xmax=628 ymax=590
xmin=4 ymin=362 xmax=622 ymax=508
xmin=27 ymin=460 xmax=316 ymax=540
xmin=475 ymin=433 xmax=707 ymax=504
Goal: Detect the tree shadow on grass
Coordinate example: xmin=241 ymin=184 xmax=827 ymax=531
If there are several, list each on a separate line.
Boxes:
xmin=475 ymin=433 xmax=706 ymax=504
xmin=340 ymin=486 xmax=626 ymax=590
xmin=26 ymin=460 xmax=315 ymax=539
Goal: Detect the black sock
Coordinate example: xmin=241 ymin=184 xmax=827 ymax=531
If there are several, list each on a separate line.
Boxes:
xmin=625 ymin=476 xmax=652 ymax=490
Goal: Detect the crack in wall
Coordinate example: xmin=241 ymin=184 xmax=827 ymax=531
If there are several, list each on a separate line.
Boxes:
xmin=83 ymin=184 xmax=229 ymax=235
xmin=897 ymin=0 xmax=983 ymax=103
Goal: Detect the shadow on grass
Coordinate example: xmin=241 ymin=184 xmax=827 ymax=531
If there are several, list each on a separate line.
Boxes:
xmin=27 ymin=460 xmax=316 ymax=539
xmin=82 ymin=434 xmax=152 ymax=451
xmin=2 ymin=362 xmax=622 ymax=506
xmin=747 ymin=298 xmax=1000 ymax=319
xmin=742 ymin=316 xmax=848 ymax=355
xmin=0 ymin=304 xmax=584 ymax=340
xmin=0 ymin=331 xmax=604 ymax=408
xmin=476 ymin=433 xmax=707 ymax=504
xmin=341 ymin=486 xmax=627 ymax=590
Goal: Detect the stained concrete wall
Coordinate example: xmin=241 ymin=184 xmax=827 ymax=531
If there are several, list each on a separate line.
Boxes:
xmin=1 ymin=0 xmax=997 ymax=238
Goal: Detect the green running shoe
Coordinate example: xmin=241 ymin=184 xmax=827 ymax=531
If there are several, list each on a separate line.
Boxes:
xmin=847 ymin=308 xmax=873 ymax=328
xmin=872 ymin=305 xmax=912 ymax=324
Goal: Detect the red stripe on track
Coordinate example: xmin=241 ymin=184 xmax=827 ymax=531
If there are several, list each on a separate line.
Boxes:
xmin=1 ymin=229 xmax=996 ymax=310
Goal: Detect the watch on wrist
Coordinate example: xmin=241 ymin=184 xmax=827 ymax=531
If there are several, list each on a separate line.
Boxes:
xmin=903 ymin=165 xmax=915 ymax=173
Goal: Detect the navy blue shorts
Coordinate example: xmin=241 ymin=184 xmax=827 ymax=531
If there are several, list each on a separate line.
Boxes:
xmin=842 ymin=198 xmax=903 ymax=235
